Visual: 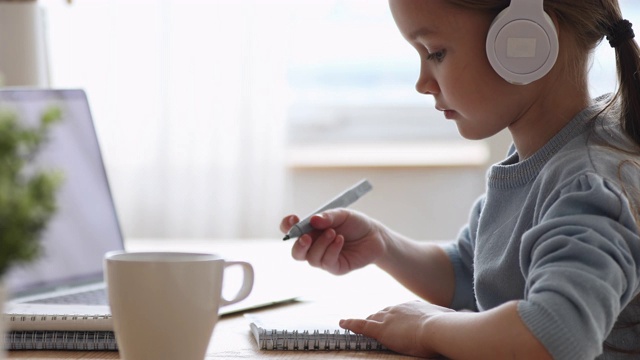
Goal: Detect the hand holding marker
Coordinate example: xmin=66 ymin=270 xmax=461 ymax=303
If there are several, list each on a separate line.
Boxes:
xmin=282 ymin=179 xmax=373 ymax=241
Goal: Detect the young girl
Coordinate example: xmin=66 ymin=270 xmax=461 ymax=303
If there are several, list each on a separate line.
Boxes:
xmin=280 ymin=0 xmax=640 ymax=359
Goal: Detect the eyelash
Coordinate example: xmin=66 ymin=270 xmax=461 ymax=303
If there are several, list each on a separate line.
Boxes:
xmin=426 ymin=49 xmax=446 ymax=62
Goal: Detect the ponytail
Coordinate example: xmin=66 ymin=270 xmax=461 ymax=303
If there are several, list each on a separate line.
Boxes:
xmin=604 ymin=17 xmax=640 ymax=147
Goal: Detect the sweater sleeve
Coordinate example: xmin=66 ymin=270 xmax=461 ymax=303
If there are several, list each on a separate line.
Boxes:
xmin=443 ymin=195 xmax=484 ymax=311
xmin=518 ymin=173 xmax=640 ymax=359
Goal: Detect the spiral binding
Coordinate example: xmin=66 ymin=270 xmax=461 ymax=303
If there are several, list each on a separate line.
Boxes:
xmin=5 ymin=331 xmax=118 ymax=351
xmin=9 ymin=314 xmax=111 ymax=323
xmin=258 ymin=329 xmax=386 ymax=351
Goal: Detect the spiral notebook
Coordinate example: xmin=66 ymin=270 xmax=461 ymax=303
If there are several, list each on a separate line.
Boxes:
xmin=246 ymin=313 xmax=387 ymax=351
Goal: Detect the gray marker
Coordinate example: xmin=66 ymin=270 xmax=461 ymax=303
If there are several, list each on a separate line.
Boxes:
xmin=283 ymin=179 xmax=373 ymax=241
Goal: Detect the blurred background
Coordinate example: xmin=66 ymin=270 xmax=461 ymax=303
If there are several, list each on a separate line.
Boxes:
xmin=4 ymin=0 xmax=636 ymax=241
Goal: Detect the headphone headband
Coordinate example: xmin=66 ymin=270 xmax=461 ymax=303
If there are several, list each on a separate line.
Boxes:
xmin=486 ymin=0 xmax=559 ymax=85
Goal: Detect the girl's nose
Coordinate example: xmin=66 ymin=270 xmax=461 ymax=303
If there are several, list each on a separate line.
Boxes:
xmin=415 ymin=65 xmax=439 ymax=95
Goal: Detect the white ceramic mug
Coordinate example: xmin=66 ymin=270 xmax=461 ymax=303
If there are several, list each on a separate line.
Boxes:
xmin=104 ymin=251 xmax=254 ymax=360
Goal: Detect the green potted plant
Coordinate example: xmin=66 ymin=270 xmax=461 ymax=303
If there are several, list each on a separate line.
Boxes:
xmin=0 ymin=105 xmax=63 ymax=276
xmin=0 ymin=105 xmax=63 ymax=355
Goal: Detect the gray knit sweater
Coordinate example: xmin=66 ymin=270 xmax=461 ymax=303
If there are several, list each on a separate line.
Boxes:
xmin=444 ymin=96 xmax=640 ymax=359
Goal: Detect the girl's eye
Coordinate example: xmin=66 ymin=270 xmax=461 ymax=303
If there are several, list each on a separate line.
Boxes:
xmin=426 ymin=49 xmax=446 ymax=62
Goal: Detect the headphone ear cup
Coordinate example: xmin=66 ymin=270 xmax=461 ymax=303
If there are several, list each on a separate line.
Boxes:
xmin=486 ymin=3 xmax=559 ymax=85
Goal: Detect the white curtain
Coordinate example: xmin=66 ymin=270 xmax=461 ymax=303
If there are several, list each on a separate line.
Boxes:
xmin=43 ymin=0 xmax=290 ymax=239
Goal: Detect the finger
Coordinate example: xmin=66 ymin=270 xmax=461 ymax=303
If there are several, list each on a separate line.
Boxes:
xmin=305 ymin=228 xmax=337 ymax=267
xmin=339 ymin=318 xmax=379 ymax=337
xmin=291 ymin=234 xmax=312 ymax=261
xmin=322 ymin=235 xmax=345 ymax=274
xmin=280 ymin=215 xmax=299 ymax=233
xmin=308 ymin=213 xmax=332 ymax=230
xmin=311 ymin=209 xmax=353 ymax=230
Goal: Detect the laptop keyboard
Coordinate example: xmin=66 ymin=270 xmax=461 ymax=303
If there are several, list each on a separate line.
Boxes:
xmin=24 ymin=288 xmax=109 ymax=305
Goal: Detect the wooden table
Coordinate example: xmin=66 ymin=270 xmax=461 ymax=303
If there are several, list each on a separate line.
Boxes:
xmin=6 ymin=239 xmax=425 ymax=359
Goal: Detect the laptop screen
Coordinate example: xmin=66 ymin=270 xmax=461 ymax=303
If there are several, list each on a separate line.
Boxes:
xmin=0 ymin=89 xmax=124 ymax=297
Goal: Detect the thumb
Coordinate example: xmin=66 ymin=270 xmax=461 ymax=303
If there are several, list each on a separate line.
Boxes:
xmin=311 ymin=208 xmax=352 ymax=230
xmin=339 ymin=318 xmax=376 ymax=337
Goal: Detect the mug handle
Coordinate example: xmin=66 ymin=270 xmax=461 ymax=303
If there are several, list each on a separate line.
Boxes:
xmin=220 ymin=261 xmax=254 ymax=306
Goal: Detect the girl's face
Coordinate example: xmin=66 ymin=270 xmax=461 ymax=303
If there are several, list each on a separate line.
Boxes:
xmin=389 ymin=0 xmax=537 ymax=140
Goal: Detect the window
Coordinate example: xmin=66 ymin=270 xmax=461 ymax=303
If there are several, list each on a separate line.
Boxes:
xmin=285 ymin=0 xmax=456 ymax=144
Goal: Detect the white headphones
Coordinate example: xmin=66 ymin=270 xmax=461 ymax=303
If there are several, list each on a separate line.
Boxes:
xmin=486 ymin=0 xmax=559 ymax=85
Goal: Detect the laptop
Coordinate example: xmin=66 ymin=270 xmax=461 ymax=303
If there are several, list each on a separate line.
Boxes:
xmin=1 ymin=88 xmax=123 ymax=331
xmin=2 ymin=89 xmax=298 ymax=333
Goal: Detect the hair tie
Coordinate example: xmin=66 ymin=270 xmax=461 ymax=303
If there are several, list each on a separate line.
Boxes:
xmin=607 ymin=19 xmax=635 ymax=48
